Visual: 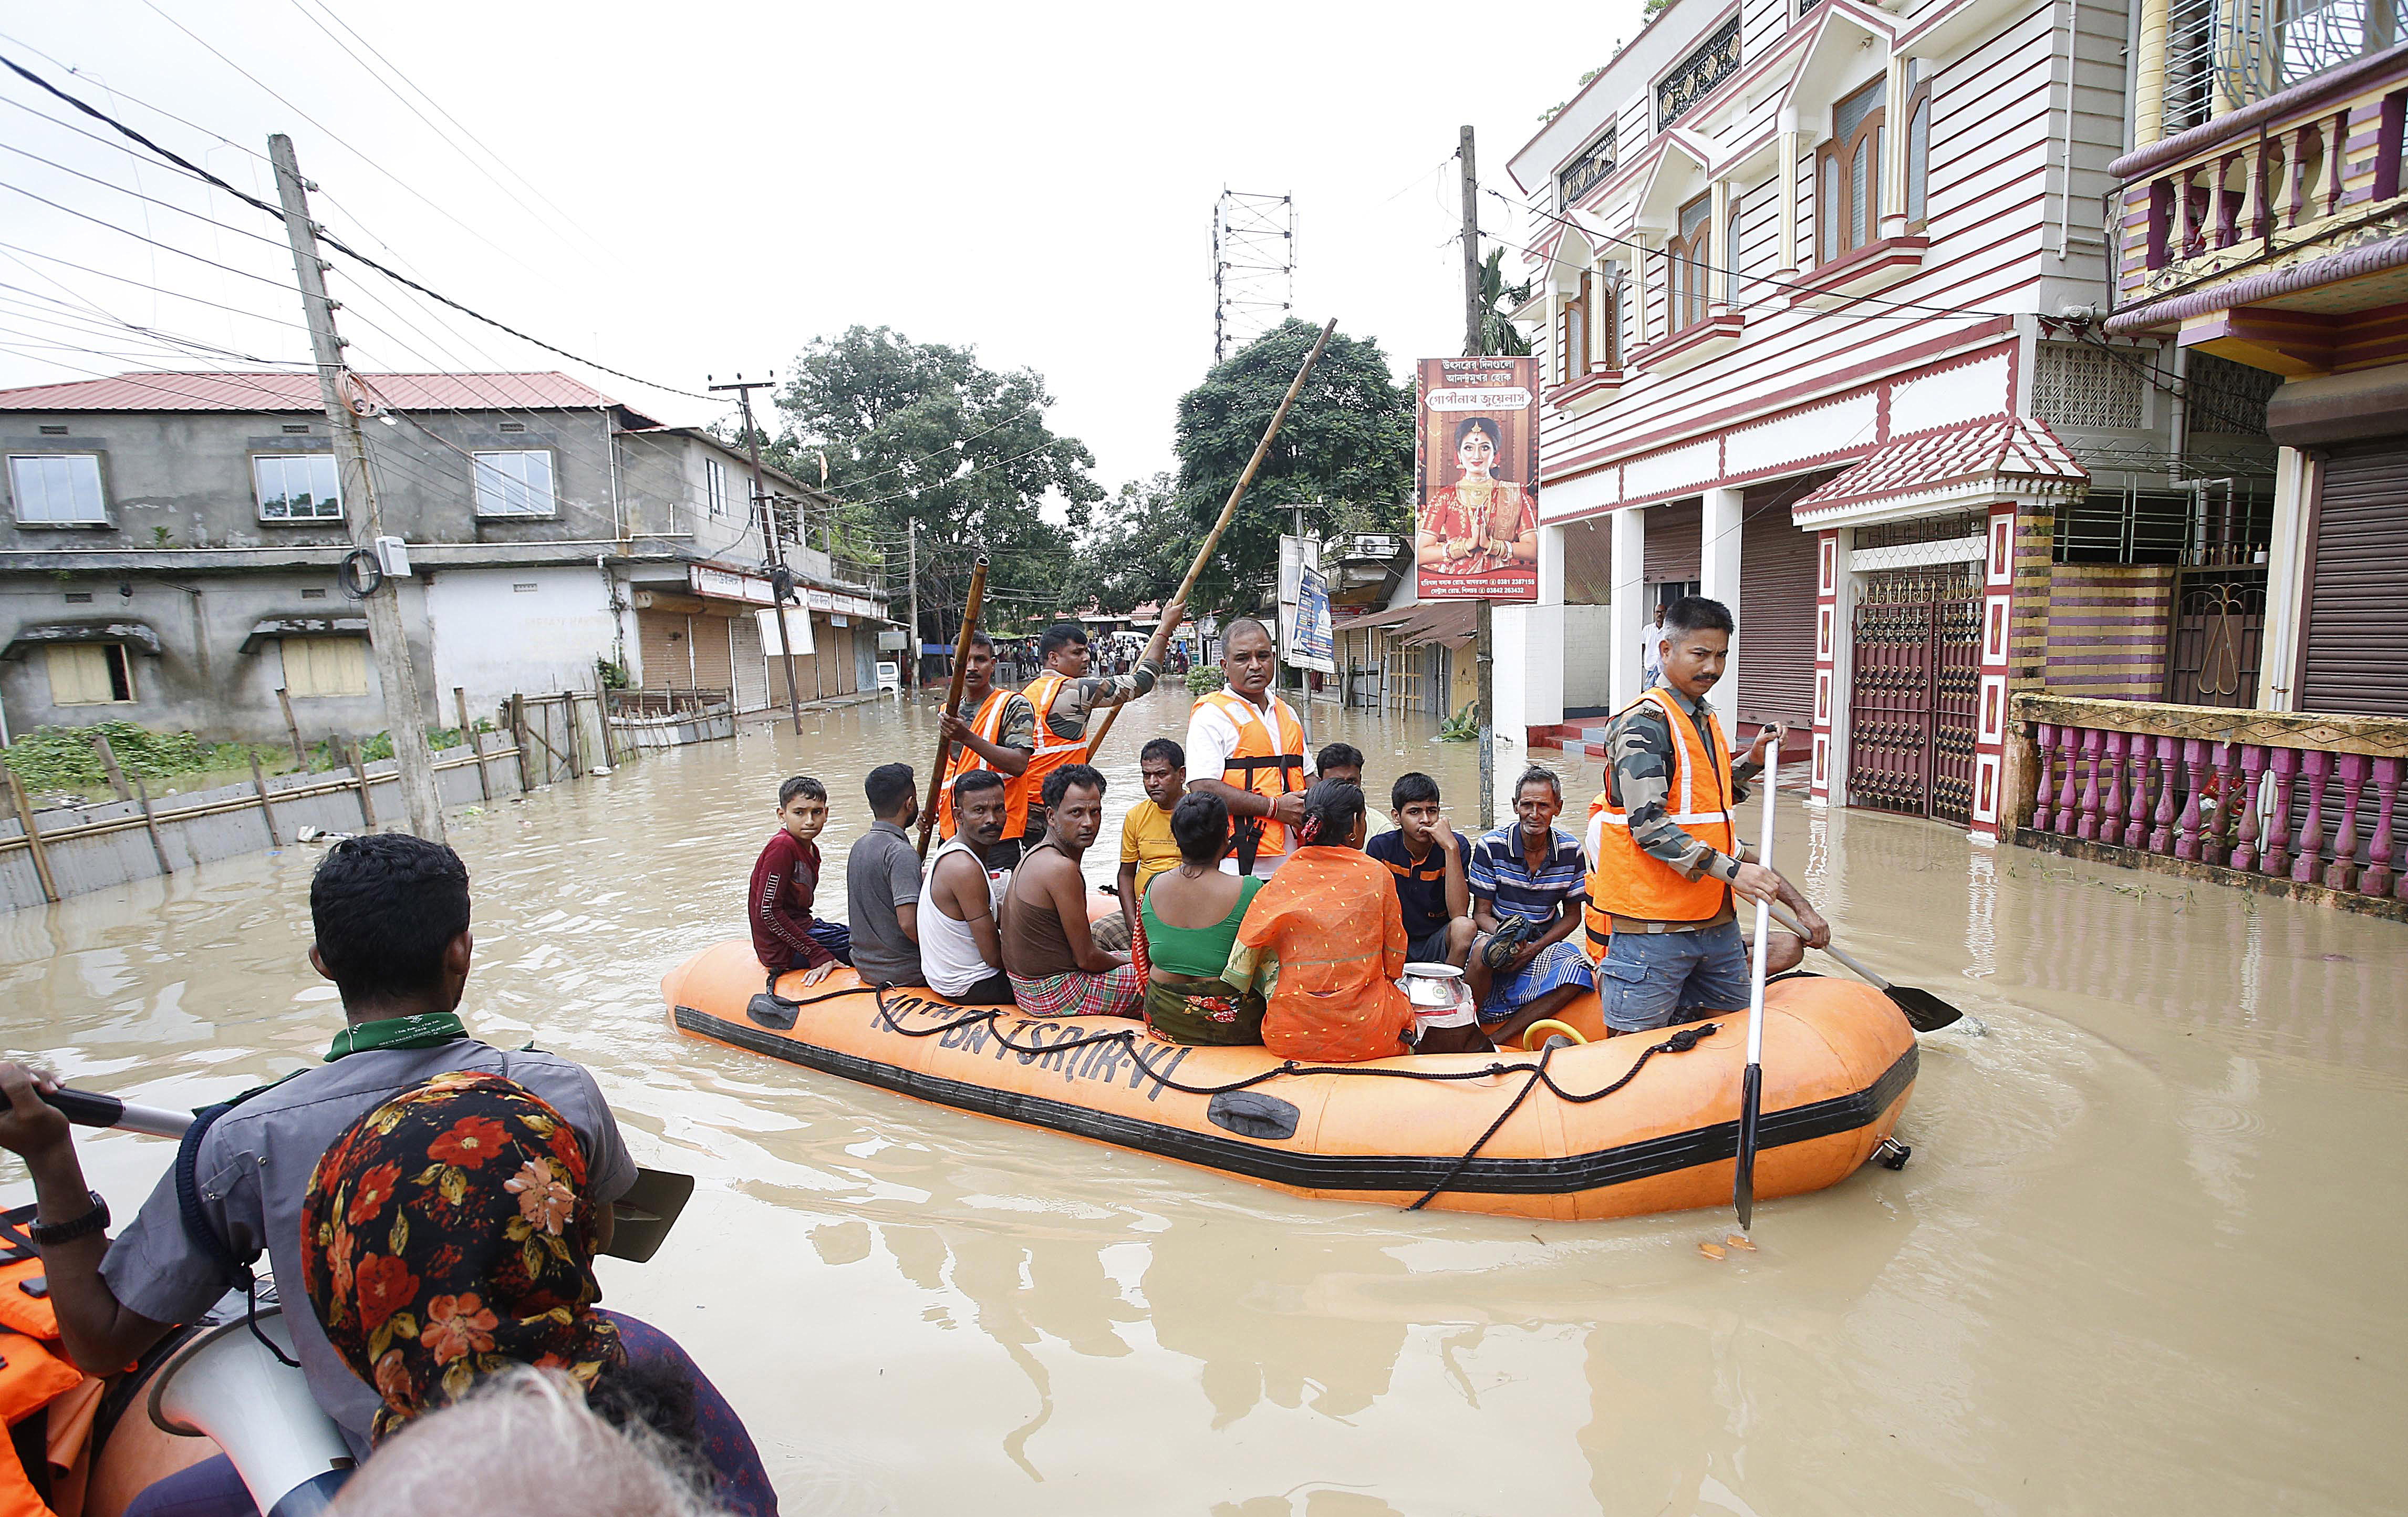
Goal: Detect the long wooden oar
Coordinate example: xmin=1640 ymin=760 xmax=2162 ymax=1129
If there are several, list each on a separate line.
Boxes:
xmin=1086 ymin=317 xmax=1337 ymax=764
xmin=916 ymin=555 xmax=990 ymax=860
xmin=1734 ymin=765 xmax=1776 ymax=1233
xmin=1765 ymin=902 xmax=1963 ymax=1032
xmin=37 ymin=1082 xmax=694 ymax=1262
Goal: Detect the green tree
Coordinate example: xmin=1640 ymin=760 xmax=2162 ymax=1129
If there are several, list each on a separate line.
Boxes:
xmin=1163 ymin=319 xmax=1414 ymax=613
xmin=766 ymin=327 xmax=1102 ymax=638
xmin=1478 ymin=247 xmax=1535 ymax=357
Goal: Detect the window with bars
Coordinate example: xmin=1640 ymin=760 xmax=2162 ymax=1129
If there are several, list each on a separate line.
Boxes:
xmin=1818 ymin=79 xmax=1886 ymax=265
xmin=2051 ymin=481 xmax=2275 ymax=566
xmin=1668 ymin=195 xmax=1712 ymax=332
xmin=2162 ymin=0 xmax=2396 ymax=132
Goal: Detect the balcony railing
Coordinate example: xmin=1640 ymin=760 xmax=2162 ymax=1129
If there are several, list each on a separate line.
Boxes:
xmin=2107 ymin=42 xmax=2408 ymax=316
xmin=2012 ymin=693 xmax=2408 ymax=911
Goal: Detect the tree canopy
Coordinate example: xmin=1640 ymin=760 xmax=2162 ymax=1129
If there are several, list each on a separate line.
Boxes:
xmin=766 ymin=327 xmax=1101 ymax=635
xmin=1110 ymin=319 xmax=1412 ymax=615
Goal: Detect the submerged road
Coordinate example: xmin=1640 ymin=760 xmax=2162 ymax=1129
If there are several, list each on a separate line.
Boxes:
xmin=3 ymin=685 xmax=2401 ymax=1514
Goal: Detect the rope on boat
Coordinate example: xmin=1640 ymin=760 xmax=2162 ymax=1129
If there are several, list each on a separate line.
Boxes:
xmin=867 ymin=989 xmax=1718 ymax=1208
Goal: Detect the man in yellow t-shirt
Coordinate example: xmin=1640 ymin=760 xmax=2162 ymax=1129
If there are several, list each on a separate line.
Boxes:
xmin=1106 ymin=737 xmax=1188 ymax=951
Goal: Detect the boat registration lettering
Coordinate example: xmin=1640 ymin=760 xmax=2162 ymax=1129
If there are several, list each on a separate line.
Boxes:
xmin=875 ymin=997 xmax=1193 ymax=1101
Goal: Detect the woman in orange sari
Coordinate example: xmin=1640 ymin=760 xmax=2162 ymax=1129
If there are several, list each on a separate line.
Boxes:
xmin=1415 ymin=415 xmax=1538 ymax=575
xmin=1224 ymin=780 xmax=1416 ymax=1062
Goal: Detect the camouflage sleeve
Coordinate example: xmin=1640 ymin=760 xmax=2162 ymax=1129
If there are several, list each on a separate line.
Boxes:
xmin=997 ymin=695 xmax=1036 ymax=755
xmin=1045 ymin=663 xmax=1160 ymax=739
xmin=1605 ymin=706 xmax=1741 ymax=884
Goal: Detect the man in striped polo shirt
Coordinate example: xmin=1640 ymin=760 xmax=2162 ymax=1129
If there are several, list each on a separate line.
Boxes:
xmin=1464 ymin=765 xmax=1596 ymax=1045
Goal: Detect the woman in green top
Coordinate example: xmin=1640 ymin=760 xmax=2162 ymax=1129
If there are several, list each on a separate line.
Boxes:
xmin=1134 ymin=792 xmax=1268 ymax=1045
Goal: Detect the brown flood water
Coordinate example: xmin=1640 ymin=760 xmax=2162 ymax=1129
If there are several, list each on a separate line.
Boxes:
xmin=4 ymin=685 xmax=2403 ymax=1515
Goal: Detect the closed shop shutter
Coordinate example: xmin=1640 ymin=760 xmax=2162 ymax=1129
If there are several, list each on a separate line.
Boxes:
xmin=832 ymin=626 xmax=857 ymax=694
xmin=730 ymin=613 xmax=767 ymax=711
xmin=1737 ymin=498 xmax=1819 ymax=730
xmin=1645 ymin=500 xmax=1702 ymax=587
xmin=688 ymin=610 xmax=735 ymax=694
xmin=635 ymin=610 xmax=694 ymax=689
xmin=2300 ymin=440 xmax=2408 ymax=717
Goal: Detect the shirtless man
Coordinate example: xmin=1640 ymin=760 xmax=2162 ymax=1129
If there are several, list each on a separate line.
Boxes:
xmin=922 ymin=771 xmax=1017 ymax=1006
xmin=999 ymin=764 xmax=1143 ymax=1018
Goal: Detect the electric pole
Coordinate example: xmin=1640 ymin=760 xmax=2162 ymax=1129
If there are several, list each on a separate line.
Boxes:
xmin=1461 ymin=123 xmax=1496 ymax=828
xmin=268 ymin=133 xmax=444 ymax=843
xmin=711 ymin=375 xmax=804 ymax=735
xmin=905 ymin=519 xmax=921 ymax=692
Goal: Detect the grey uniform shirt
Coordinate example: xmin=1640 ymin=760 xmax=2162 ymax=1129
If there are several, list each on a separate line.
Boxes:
xmin=98 ymin=1039 xmax=635 ymax=1454
xmin=846 ymin=818 xmax=925 ymax=987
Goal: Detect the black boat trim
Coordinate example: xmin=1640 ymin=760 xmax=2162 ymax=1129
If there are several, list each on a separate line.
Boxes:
xmin=672 ymin=1006 xmax=1916 ymax=1196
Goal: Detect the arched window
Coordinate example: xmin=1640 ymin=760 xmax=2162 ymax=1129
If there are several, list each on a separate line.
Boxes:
xmin=1905 ymin=70 xmax=1933 ymax=229
xmin=1667 ymin=194 xmax=1711 ymax=332
xmin=1724 ymin=203 xmax=1743 ymax=306
xmin=1818 ymin=77 xmax=1885 ymax=263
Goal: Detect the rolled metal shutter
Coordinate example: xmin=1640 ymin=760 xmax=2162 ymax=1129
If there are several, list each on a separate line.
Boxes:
xmin=635 ymin=611 xmax=690 ymax=689
xmin=688 ymin=611 xmax=734 ymax=694
xmin=1644 ymin=500 xmax=1702 ymax=587
xmin=2300 ymin=440 xmax=2408 ymax=717
xmin=1738 ymin=500 xmax=1819 ymax=729
xmin=730 ymin=613 xmax=768 ymax=711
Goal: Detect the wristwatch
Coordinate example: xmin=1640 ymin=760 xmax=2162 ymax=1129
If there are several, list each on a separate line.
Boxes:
xmin=28 ymin=1191 xmax=108 ymax=1246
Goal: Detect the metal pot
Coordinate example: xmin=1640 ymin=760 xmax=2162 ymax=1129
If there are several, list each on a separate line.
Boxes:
xmin=1400 ymin=962 xmax=1466 ymax=1010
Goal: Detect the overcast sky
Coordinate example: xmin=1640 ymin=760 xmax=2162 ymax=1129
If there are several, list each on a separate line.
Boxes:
xmin=0 ymin=1 xmax=1642 ymax=497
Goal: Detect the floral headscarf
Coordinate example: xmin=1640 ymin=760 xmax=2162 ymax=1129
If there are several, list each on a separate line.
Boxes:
xmin=299 ymin=1069 xmax=625 ymax=1441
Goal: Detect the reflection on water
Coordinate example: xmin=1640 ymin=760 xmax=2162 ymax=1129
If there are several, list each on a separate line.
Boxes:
xmin=4 ymin=687 xmax=2404 ymax=1515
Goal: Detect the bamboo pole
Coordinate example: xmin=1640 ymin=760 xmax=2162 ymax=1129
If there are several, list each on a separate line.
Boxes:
xmin=915 ymin=556 xmax=990 ymax=860
xmin=508 ymin=695 xmax=533 ymax=791
xmin=91 ymin=734 xmax=131 ymax=801
xmin=456 ymin=687 xmax=491 ymax=802
xmin=276 ymin=687 xmax=306 ymax=765
xmin=559 ymin=692 xmax=584 ymax=778
xmin=0 ymin=753 xmax=504 ymax=857
xmin=7 ymin=770 xmax=59 ymax=904
xmin=348 ymin=742 xmax=378 ymax=830
xmin=1086 ymin=317 xmax=1337 ymax=763
xmin=250 ymin=752 xmax=283 ymax=847
xmin=130 ymin=777 xmax=173 ymax=875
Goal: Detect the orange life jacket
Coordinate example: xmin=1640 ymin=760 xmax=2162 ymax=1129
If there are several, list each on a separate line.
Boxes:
xmin=0 ymin=1247 xmax=88 ymax=1517
xmin=1199 ymin=690 xmax=1309 ymax=856
xmin=0 ymin=1257 xmax=58 ymax=1343
xmin=935 ymin=687 xmax=1032 ymax=841
xmin=1583 ymin=687 xmax=1737 ymax=954
xmin=1018 ymin=671 xmax=1091 ymax=821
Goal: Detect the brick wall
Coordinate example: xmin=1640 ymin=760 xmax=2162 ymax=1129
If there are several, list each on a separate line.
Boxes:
xmin=2044 ymin=563 xmax=2176 ymax=699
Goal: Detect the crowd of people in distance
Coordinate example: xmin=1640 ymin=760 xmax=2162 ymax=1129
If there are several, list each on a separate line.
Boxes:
xmin=758 ymin=599 xmax=1834 ymax=1060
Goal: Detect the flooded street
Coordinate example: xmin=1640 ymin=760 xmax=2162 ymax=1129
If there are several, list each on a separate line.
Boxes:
xmin=4 ymin=685 xmax=2402 ymax=1515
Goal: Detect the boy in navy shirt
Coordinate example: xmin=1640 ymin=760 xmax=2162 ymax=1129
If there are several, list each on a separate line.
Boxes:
xmin=750 ymin=775 xmax=854 ymax=983
xmin=1363 ymin=772 xmax=1475 ymax=969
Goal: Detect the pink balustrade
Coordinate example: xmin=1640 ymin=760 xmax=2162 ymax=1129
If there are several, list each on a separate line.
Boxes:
xmin=2016 ymin=696 xmax=2408 ymax=906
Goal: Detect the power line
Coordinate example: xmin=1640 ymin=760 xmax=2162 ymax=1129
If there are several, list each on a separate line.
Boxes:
xmin=0 ymin=47 xmax=718 ymax=403
xmin=0 ymin=178 xmax=295 ymax=288
xmin=0 ymin=139 xmax=290 ymax=250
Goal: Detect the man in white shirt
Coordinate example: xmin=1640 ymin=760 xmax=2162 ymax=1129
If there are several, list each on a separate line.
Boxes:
xmin=1185 ymin=618 xmax=1315 ymax=876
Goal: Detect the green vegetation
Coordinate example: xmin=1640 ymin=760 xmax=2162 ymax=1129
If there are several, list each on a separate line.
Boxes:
xmin=2 ymin=720 xmax=288 ymax=792
xmin=1184 ymin=665 xmax=1228 ymax=696
xmin=1437 ymin=701 xmax=1481 ymax=742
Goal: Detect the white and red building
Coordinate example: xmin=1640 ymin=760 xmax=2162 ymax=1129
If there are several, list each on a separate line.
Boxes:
xmin=1496 ymin=0 xmax=2220 ymax=840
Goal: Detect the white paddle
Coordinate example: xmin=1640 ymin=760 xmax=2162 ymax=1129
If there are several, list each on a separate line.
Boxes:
xmin=1732 ymin=761 xmax=1777 ymax=1232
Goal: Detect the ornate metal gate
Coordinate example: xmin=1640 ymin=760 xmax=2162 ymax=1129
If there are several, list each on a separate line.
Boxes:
xmin=1849 ymin=564 xmax=1982 ymax=825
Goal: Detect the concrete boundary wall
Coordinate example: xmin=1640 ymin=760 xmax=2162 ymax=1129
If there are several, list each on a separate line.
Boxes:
xmin=0 ymin=739 xmax=523 ymax=913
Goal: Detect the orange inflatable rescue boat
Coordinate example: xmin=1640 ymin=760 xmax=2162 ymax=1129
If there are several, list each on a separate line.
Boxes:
xmin=662 ymin=940 xmax=1916 ymax=1222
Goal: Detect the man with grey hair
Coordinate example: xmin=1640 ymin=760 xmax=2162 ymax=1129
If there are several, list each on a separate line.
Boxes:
xmin=1465 ymin=763 xmax=1595 ymax=1044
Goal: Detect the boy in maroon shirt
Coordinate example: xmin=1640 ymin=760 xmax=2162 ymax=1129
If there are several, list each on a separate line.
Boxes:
xmin=750 ymin=776 xmax=854 ymax=983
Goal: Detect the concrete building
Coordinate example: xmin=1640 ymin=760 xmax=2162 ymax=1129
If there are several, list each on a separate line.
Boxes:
xmin=0 ymin=371 xmax=886 ymax=744
xmin=1497 ymin=0 xmax=2237 ymax=841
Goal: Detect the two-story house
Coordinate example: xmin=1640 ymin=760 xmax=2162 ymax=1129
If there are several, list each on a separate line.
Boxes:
xmin=0 ymin=370 xmax=887 ymax=745
xmin=1498 ymin=0 xmax=2225 ymax=842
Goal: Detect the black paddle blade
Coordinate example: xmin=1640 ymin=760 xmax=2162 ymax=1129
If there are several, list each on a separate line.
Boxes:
xmin=604 ymin=1167 xmax=696 ymax=1264
xmin=1732 ymin=1061 xmax=1762 ymax=1232
xmin=1886 ymin=985 xmax=1963 ymax=1033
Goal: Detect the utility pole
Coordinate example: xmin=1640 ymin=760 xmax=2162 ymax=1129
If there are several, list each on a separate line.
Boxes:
xmin=905 ymin=519 xmax=921 ymax=692
xmin=268 ymin=134 xmax=444 ymax=843
xmin=1461 ymin=123 xmax=1496 ymax=828
xmin=711 ymin=375 xmax=804 ymax=735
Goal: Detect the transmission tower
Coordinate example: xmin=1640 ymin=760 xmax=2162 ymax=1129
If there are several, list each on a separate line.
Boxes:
xmin=1213 ymin=190 xmax=1295 ymax=363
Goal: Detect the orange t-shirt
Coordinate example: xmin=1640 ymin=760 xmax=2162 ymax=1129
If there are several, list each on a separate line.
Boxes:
xmin=1227 ymin=846 xmax=1414 ymax=1062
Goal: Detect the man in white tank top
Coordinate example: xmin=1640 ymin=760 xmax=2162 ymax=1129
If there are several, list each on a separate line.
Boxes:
xmin=921 ymin=770 xmax=1016 ymax=1004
